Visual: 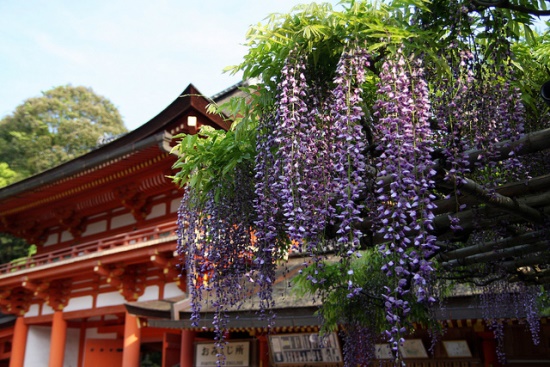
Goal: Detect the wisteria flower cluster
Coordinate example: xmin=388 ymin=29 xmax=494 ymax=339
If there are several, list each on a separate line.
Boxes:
xmin=373 ymin=49 xmax=438 ymax=355
xmin=173 ymin=10 xmax=545 ymax=362
xmin=253 ymin=47 xmax=372 ymax=291
xmin=177 ymin=165 xmax=256 ymax=354
xmin=480 ymin=281 xmax=542 ymax=364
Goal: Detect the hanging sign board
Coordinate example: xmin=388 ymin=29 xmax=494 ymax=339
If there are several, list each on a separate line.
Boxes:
xmin=269 ymin=332 xmax=343 ymax=366
xmin=195 ymin=341 xmax=250 ymax=367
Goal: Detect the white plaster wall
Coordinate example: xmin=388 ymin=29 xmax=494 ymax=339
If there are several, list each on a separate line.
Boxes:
xmin=63 ymin=295 xmax=93 ymax=312
xmin=111 ymin=213 xmax=136 ymax=229
xmin=25 ymin=304 xmax=40 ymax=317
xmin=164 ymin=282 xmax=185 ymax=298
xmin=86 ymin=327 xmax=117 ymax=340
xmin=43 ymin=233 xmax=58 ymax=247
xmin=82 ymin=220 xmax=107 ymax=237
xmin=64 ymin=328 xmax=80 ymax=367
xmin=24 ymin=326 xmax=51 ymax=367
xmin=96 ymin=291 xmax=126 ymax=307
xmin=24 ymin=326 xmax=79 ymax=367
xmin=137 ymin=285 xmax=159 ymax=302
xmin=146 ymin=203 xmax=166 ymax=220
xmin=42 ymin=303 xmax=54 ymax=316
xmin=60 ymin=231 xmax=73 ymax=243
xmin=170 ymin=198 xmax=181 ymax=213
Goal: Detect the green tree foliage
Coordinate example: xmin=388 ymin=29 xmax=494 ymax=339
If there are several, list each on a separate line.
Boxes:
xmin=0 ymin=85 xmax=127 ymax=180
xmin=0 ymin=163 xmax=16 ymax=188
xmin=0 ymin=234 xmax=31 ymax=266
xmin=0 ymin=85 xmax=126 ymax=263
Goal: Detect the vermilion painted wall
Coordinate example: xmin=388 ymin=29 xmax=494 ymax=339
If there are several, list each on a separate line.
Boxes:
xmin=83 ymin=339 xmax=123 ymax=367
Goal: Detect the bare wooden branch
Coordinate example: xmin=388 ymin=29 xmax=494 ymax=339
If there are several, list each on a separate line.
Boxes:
xmin=433 ymin=173 xmax=550 ymax=215
xmin=437 ymin=230 xmax=547 ymax=262
xmin=440 ymin=175 xmax=544 ymax=224
xmin=442 ymin=241 xmax=549 ymax=268
xmin=473 ymin=0 xmax=550 ymax=16
xmin=502 ymin=252 xmax=550 ymax=271
xmin=465 ymin=127 xmax=550 ymax=163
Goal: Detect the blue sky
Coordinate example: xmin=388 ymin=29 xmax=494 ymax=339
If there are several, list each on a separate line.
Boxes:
xmin=2 ymin=2 xmax=547 ymax=132
xmin=0 ymin=0 xmax=340 ymax=131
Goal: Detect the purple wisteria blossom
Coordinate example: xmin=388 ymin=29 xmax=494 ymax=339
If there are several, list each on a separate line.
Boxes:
xmin=373 ymin=49 xmax=438 ymax=355
xmin=177 ymin=167 xmax=256 ymax=362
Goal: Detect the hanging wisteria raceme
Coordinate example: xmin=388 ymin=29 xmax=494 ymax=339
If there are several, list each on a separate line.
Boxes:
xmin=340 ymin=322 xmax=376 ymax=367
xmin=456 ymin=31 xmax=527 ymax=188
xmin=271 ymin=51 xmax=332 ymax=254
xmin=253 ymin=110 xmax=284 ymax=323
xmin=328 ymin=48 xmax=369 ymax=258
xmin=253 ymin=47 xmax=372 ymax=290
xmin=431 ymin=47 xmax=475 ymax=234
xmin=177 ymin=166 xmax=256 ymax=354
xmin=479 ymin=280 xmax=543 ymax=364
xmin=493 ymin=76 xmax=526 ymax=182
xmin=433 ymin=48 xmax=474 ymax=183
xmin=177 ymin=189 xmax=206 ymax=325
xmin=373 ymin=49 xmax=437 ymax=355
xmin=521 ymin=284 xmax=542 ymax=346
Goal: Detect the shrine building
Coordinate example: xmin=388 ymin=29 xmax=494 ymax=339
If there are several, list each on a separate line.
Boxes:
xmin=0 ymin=83 xmax=548 ymax=367
xmin=0 ymin=84 xmax=234 ymax=367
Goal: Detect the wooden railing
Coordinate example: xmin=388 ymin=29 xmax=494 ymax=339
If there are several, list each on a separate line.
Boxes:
xmin=0 ymin=222 xmax=179 ymax=275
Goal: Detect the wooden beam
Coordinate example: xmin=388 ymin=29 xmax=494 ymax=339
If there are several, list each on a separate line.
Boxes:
xmin=439 ymin=175 xmax=545 ymax=224
xmin=465 ymin=127 xmax=550 ymax=164
xmin=437 ymin=230 xmax=547 ymax=262
xmin=433 ymin=174 xmax=550 ymax=216
xmin=93 ymin=263 xmax=110 ymax=277
xmin=442 ymin=241 xmax=549 ymax=268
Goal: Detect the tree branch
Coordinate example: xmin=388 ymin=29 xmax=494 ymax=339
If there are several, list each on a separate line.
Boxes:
xmin=442 ymin=241 xmax=549 ymax=268
xmin=473 ymin=0 xmax=550 ymax=16
xmin=439 ymin=174 xmax=545 ymax=224
xmin=437 ymin=229 xmax=547 ymax=262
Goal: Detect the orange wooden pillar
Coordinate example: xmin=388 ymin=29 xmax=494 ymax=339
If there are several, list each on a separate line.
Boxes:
xmin=122 ymin=312 xmax=141 ymax=367
xmin=180 ymin=330 xmax=196 ymax=367
xmin=257 ymin=335 xmax=269 ymax=367
xmin=9 ymin=317 xmax=28 ymax=367
xmin=48 ymin=311 xmax=67 ymax=367
xmin=478 ymin=331 xmax=501 ymax=367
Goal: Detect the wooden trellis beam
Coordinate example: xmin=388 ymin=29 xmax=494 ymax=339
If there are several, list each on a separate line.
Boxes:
xmin=441 ymin=241 xmax=549 ymax=268
xmin=433 ymin=174 xmax=550 ymax=215
xmin=464 ymin=127 xmax=550 ymax=163
xmin=439 ymin=175 xmax=544 ymax=224
xmin=502 ymin=253 xmax=550 ymax=271
xmin=437 ymin=229 xmax=547 ymax=262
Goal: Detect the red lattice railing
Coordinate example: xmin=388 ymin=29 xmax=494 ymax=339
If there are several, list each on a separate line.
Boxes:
xmin=0 ymin=222 xmax=178 ymax=275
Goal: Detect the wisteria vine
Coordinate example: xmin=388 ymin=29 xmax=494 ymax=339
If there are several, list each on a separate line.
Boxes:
xmin=373 ymin=50 xmax=438 ymax=355
xmin=172 ymin=2 xmax=550 ymax=363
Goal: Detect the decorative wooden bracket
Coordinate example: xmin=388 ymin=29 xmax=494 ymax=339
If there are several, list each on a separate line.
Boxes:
xmin=22 ymin=278 xmax=71 ymax=311
xmin=114 ymin=183 xmax=152 ymax=222
xmin=1 ymin=217 xmax=47 ymax=246
xmin=94 ymin=263 xmax=147 ymax=302
xmin=0 ymin=287 xmax=32 ymax=316
xmin=151 ymin=252 xmax=185 ymax=292
xmin=54 ymin=207 xmax=87 ymax=239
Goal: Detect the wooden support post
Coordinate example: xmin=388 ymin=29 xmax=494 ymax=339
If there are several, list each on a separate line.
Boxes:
xmin=180 ymin=330 xmax=195 ymax=367
xmin=122 ymin=312 xmax=141 ymax=367
xmin=48 ymin=311 xmax=67 ymax=367
xmin=478 ymin=331 xmax=501 ymax=367
xmin=9 ymin=317 xmax=27 ymax=367
xmin=78 ymin=323 xmax=87 ymax=367
xmin=257 ymin=335 xmax=269 ymax=367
